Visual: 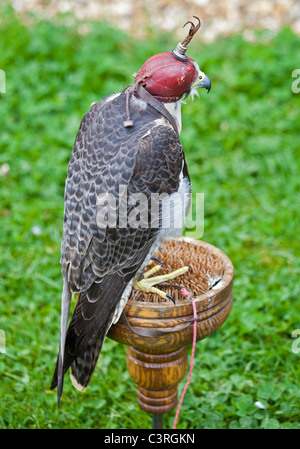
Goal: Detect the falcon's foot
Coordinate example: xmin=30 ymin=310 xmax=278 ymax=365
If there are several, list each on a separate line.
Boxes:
xmin=133 ymin=264 xmax=190 ymax=303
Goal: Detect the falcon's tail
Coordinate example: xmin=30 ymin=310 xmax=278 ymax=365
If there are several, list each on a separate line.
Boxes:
xmin=50 ymin=322 xmax=107 ymax=404
xmin=50 ymin=273 xmax=127 ymax=406
xmin=69 ymin=336 xmax=105 ymax=391
xmin=55 ymin=277 xmax=71 ymax=407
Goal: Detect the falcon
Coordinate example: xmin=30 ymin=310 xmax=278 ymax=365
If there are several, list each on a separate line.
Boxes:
xmin=50 ymin=17 xmax=211 ymax=406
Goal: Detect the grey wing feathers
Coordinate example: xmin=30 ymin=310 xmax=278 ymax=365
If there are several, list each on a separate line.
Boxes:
xmin=51 ymin=88 xmax=186 ymax=399
xmin=62 ymin=91 xmax=184 ymax=291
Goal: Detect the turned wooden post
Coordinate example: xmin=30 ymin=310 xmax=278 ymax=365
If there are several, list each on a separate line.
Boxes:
xmin=108 ymin=237 xmax=233 ymax=426
xmin=127 ymin=346 xmax=188 ymax=415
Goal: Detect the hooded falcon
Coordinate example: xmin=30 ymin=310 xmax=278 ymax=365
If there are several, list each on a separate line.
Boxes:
xmin=51 ymin=17 xmax=211 ymax=406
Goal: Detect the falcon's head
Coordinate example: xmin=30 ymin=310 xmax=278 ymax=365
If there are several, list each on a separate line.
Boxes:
xmin=134 ymin=16 xmax=211 ymax=104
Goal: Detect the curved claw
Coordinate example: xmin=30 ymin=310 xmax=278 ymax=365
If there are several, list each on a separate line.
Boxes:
xmin=151 ymin=256 xmax=163 ymax=266
xmin=166 ymin=294 xmax=176 ymax=305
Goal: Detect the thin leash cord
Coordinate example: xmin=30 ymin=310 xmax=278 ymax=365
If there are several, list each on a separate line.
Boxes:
xmin=173 ymin=288 xmax=197 ymax=429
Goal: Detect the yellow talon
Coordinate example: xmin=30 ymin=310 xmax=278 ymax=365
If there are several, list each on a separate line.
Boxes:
xmin=133 ymin=265 xmax=190 ymax=301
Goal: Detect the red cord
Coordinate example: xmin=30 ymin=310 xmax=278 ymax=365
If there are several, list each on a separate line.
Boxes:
xmin=173 ymin=288 xmax=197 ymax=429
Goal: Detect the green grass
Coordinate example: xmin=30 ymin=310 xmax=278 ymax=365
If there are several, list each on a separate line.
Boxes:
xmin=1 ymin=3 xmax=300 ymax=429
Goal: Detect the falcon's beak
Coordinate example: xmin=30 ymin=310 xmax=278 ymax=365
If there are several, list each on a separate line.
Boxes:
xmin=197 ymin=72 xmax=211 ymax=93
xmin=183 ymin=70 xmax=211 ymax=100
